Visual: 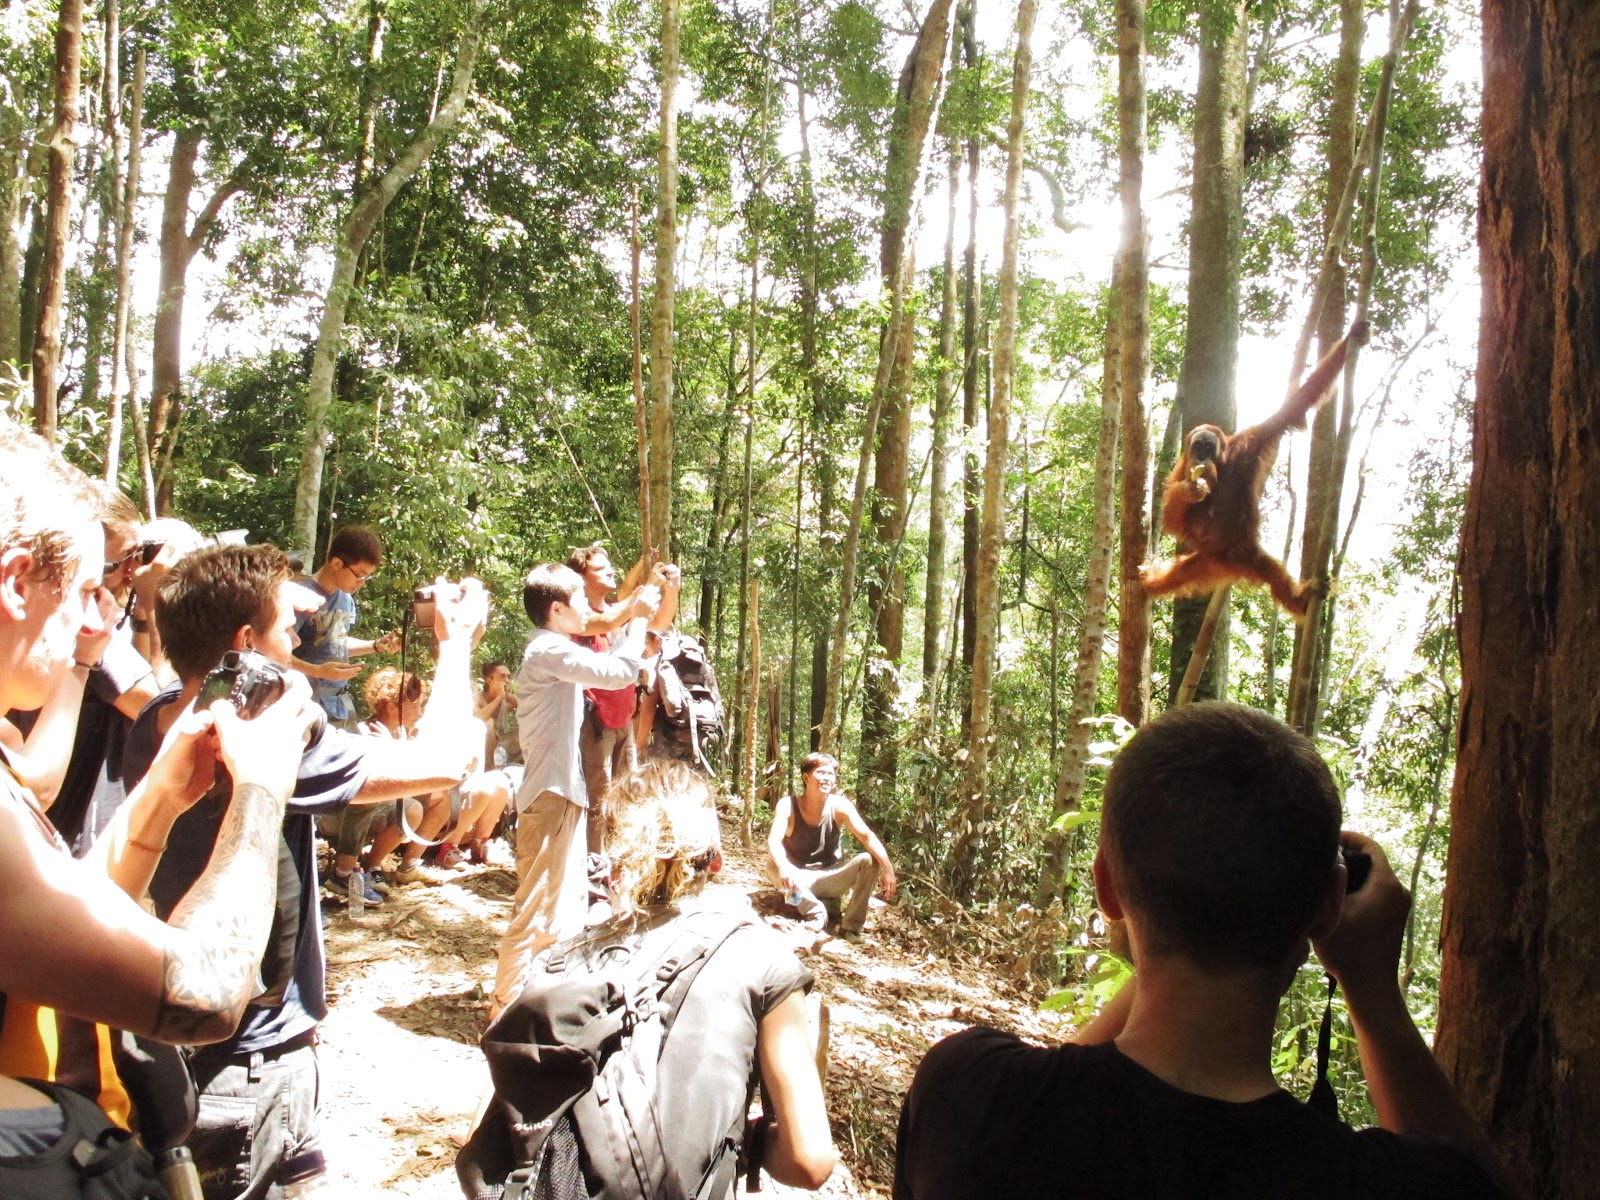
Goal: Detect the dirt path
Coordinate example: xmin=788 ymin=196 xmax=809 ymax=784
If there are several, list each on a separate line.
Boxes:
xmin=316 ymin=817 xmax=1070 ymax=1196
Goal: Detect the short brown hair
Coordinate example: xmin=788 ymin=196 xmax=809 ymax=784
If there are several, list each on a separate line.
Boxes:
xmin=523 ymin=563 xmax=583 ymax=627
xmin=0 ymin=416 xmax=101 ymax=587
xmin=565 ymin=543 xmax=610 ymax=577
xmin=156 ymin=544 xmax=293 ymax=682
xmin=1100 ymin=702 xmax=1341 ymax=973
xmin=327 ymin=525 xmax=382 ymax=568
xmin=801 ymin=752 xmax=837 ymax=778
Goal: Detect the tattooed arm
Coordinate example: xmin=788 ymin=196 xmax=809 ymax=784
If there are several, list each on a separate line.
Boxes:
xmin=0 ymin=684 xmax=312 ymax=1044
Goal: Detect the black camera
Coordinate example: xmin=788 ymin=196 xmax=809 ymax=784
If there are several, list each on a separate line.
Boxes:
xmin=197 ymin=649 xmax=325 ymax=747
xmin=1342 ymin=848 xmax=1373 ymax=894
xmin=412 ymin=586 xmax=438 ymax=630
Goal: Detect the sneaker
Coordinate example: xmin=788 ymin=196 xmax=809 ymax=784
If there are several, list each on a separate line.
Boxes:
xmin=319 ymin=871 xmax=348 ymax=905
xmin=435 ymin=844 xmax=467 ymax=870
xmin=340 ymin=868 xmax=384 ymax=906
xmin=467 ymin=840 xmax=490 ymax=866
xmin=365 ymin=868 xmax=394 ymax=895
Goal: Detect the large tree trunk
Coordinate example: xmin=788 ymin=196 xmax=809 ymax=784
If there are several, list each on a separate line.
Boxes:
xmin=1165 ymin=0 xmax=1247 ymax=705
xmin=291 ymin=2 xmax=485 ymax=554
xmin=948 ymin=0 xmax=1035 ymax=893
xmin=819 ymin=0 xmax=954 ymax=754
xmin=797 ymin=84 xmax=832 ymax=750
xmin=645 ymin=0 xmax=680 ymax=558
xmin=31 ymin=0 xmax=84 ymax=440
xmin=1434 ymin=3 xmax=1600 ymax=1191
xmin=1114 ymin=0 xmax=1151 ymax=725
xmin=106 ymin=35 xmax=143 ymax=484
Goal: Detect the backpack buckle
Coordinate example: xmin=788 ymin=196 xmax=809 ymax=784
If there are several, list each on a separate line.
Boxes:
xmin=621 ymin=980 xmax=657 ymax=1027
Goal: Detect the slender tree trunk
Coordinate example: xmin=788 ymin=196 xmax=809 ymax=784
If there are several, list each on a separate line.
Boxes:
xmin=1435 ymin=4 xmax=1600 ymax=1189
xmin=292 ymin=2 xmax=485 ymax=554
xmin=1166 ymin=0 xmax=1247 ymax=704
xmin=0 ymin=107 xmax=27 ymax=368
xmin=630 ymin=187 xmax=650 ymax=552
xmin=1038 ymin=266 xmax=1122 ymax=907
xmin=948 ymin=0 xmax=1036 ymax=892
xmin=958 ymin=0 xmax=981 ymax=687
xmin=1114 ymin=0 xmax=1152 ymax=725
xmin=923 ymin=137 xmax=960 ymax=685
xmin=1287 ymin=0 xmax=1418 ymax=731
xmin=31 ymin=0 xmax=84 ymax=439
xmin=1288 ymin=0 xmax=1362 ymax=718
xmin=820 ymin=0 xmax=954 ymax=754
xmin=740 ymin=578 xmax=761 ymax=846
xmin=106 ymin=41 xmax=143 ymax=483
xmin=645 ymin=0 xmax=680 ymax=557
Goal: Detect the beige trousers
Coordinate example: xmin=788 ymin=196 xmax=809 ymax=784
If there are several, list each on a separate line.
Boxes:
xmin=771 ymin=852 xmax=880 ymax=934
xmin=492 ymin=789 xmax=587 ymax=1017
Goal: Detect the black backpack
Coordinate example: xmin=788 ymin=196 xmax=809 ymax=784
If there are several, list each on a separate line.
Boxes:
xmin=649 ymin=634 xmax=724 ymax=774
xmin=456 ymin=907 xmax=758 ymax=1200
xmin=0 ymin=1081 xmax=168 ymax=1200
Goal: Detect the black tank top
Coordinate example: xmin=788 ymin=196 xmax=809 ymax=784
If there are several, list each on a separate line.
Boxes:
xmin=781 ymin=796 xmax=841 ymax=869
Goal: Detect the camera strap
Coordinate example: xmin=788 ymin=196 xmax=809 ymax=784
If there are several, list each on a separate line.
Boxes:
xmin=1307 ymin=972 xmax=1340 ymax=1120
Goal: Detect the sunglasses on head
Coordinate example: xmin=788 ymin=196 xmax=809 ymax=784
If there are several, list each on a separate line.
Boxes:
xmin=104 ymin=540 xmax=164 ymax=577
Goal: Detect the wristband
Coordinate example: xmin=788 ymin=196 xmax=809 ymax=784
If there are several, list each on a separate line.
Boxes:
xmin=127 ymin=835 xmax=167 ymax=854
xmin=74 ymin=659 xmax=99 ymax=671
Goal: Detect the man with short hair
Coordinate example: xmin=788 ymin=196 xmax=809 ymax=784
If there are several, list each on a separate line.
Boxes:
xmin=292 ymin=524 xmax=402 ymax=905
xmin=894 ymin=702 xmax=1510 ymax=1199
xmin=768 ymin=752 xmax=896 ymax=941
xmin=491 ymin=563 xmax=656 ymax=1015
xmin=565 ymin=545 xmax=681 ymax=849
xmin=122 ymin=543 xmax=485 ymax=1198
xmin=0 ymin=418 xmax=313 ymax=1145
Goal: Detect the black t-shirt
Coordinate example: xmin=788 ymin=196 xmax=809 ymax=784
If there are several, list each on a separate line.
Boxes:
xmin=894 ymin=1028 xmax=1501 ymax=1200
xmin=123 ymin=682 xmax=368 ymax=1053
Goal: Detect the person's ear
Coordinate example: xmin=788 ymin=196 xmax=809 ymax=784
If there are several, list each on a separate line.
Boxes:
xmin=1307 ymin=861 xmax=1346 ymax=941
xmin=1092 ymin=851 xmax=1125 ymax=922
xmin=0 ymin=548 xmax=35 ymax=621
xmin=232 ymin=624 xmax=256 ymax=652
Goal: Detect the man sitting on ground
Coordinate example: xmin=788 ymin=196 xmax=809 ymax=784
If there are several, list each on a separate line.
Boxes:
xmin=768 ymin=752 xmax=896 ymax=942
xmin=893 ymin=702 xmax=1510 ymax=1199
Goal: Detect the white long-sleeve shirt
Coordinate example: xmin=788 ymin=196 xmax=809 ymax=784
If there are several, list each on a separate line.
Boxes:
xmin=515 ymin=628 xmax=646 ymax=811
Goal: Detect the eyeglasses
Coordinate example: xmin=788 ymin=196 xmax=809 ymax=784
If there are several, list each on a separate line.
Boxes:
xmin=342 ymin=562 xmax=376 ymax=583
xmin=104 ymin=541 xmax=164 ymax=577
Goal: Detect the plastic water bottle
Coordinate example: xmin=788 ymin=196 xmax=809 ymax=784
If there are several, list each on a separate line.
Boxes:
xmin=281 ymin=1150 xmax=336 ymax=1197
xmin=346 ymin=869 xmax=365 ymax=916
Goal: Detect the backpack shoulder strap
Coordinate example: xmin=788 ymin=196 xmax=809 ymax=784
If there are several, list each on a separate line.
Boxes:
xmin=0 ymin=1080 xmax=165 ymax=1200
xmin=575 ymin=910 xmax=755 ymax=1200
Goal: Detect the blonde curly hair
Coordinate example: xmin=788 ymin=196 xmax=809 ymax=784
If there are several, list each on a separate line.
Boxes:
xmin=363 ymin=667 xmax=426 ymax=718
xmin=604 ymin=762 xmax=722 ymax=918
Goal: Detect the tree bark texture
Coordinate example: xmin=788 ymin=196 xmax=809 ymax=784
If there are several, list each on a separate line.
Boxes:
xmin=1434 ymin=3 xmax=1600 ymax=1193
xmin=1167 ymin=0 xmax=1247 ymax=705
xmin=292 ymin=1 xmax=485 ymax=555
xmin=950 ymin=0 xmax=1035 ymax=891
xmin=1 ymin=107 xmax=31 ymax=370
xmin=646 ymin=0 xmax=681 ymax=558
xmin=1114 ymin=0 xmax=1152 ymax=725
xmin=821 ymin=0 xmax=954 ymax=754
xmin=31 ymin=0 xmax=83 ymax=440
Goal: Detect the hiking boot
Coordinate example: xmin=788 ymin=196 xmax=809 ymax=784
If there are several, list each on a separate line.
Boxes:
xmin=467 ymin=839 xmax=490 ymax=865
xmin=394 ymin=857 xmax=441 ymax=886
